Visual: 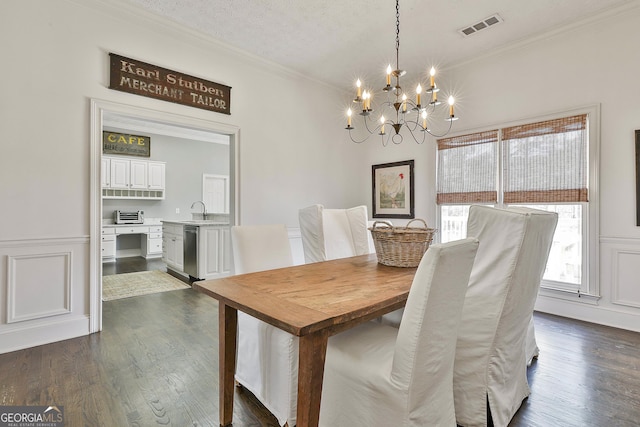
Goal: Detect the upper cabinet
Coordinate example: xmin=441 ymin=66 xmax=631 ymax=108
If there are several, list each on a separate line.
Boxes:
xmin=109 ymin=157 xmax=131 ymax=189
xmin=101 ymin=157 xmax=111 ymax=188
xmin=147 ymin=161 xmax=166 ymax=190
xmin=102 ymin=156 xmax=166 ymax=199
xmin=129 ymin=159 xmax=148 ymax=189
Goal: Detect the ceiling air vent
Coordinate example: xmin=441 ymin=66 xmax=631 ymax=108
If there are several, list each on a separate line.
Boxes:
xmin=459 ymin=13 xmax=503 ymax=37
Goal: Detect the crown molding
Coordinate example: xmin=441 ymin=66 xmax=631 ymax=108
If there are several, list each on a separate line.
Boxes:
xmin=65 ymin=0 xmax=336 ymax=91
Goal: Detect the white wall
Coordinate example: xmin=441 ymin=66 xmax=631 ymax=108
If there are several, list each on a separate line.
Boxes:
xmin=0 ymin=0 xmax=360 ymax=353
xmin=3 ymin=0 xmax=639 ymax=353
xmin=448 ymin=4 xmax=640 ymax=332
xmin=352 ymin=4 xmax=640 ymax=331
xmin=102 ymin=131 xmax=230 ymax=222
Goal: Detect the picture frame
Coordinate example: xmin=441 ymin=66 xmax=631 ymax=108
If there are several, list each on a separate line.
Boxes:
xmin=372 ymin=159 xmax=415 ymax=219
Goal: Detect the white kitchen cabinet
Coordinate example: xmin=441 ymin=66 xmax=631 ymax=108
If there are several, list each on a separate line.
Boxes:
xmin=161 ymin=222 xmax=230 ymax=280
xmin=101 ymin=227 xmax=116 ymax=262
xmin=102 ymin=156 xmax=166 ymax=199
xmin=129 ymin=160 xmax=148 ymax=189
xmin=101 ymin=157 xmax=111 ymax=188
xmin=162 ymin=224 xmax=184 ymax=273
xmin=199 ymin=225 xmax=231 ymax=280
xmin=148 ymin=162 xmax=165 ymax=190
xmin=142 ymin=225 xmax=163 ymax=259
xmin=109 ymin=158 xmax=131 ymax=189
xmin=117 ymin=225 xmax=150 ymax=235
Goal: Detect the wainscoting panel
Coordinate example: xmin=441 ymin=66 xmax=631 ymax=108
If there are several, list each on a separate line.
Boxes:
xmin=537 ymin=237 xmax=640 ymax=333
xmin=7 ymin=251 xmax=72 ymax=323
xmin=612 ymin=248 xmax=640 ymax=309
xmin=0 ymin=237 xmax=90 ymax=354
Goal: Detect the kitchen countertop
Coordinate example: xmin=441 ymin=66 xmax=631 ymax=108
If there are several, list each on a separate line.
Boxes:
xmin=103 ymin=221 xmax=163 ymax=228
xmin=162 ymin=220 xmax=230 ymax=226
xmin=103 ymin=217 xmax=163 ymax=226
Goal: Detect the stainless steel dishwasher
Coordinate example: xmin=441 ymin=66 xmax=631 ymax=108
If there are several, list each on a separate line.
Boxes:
xmin=183 ymin=225 xmax=199 ymax=280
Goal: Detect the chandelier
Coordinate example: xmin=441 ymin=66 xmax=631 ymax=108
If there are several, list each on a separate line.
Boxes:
xmin=345 ymin=0 xmax=458 ymax=145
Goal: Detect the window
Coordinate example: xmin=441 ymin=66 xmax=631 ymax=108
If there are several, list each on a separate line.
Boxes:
xmin=437 ymin=130 xmax=498 ymax=205
xmin=436 ymin=107 xmax=599 ymax=296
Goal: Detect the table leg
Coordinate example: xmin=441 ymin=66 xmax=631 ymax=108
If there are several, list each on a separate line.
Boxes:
xmin=296 ymin=329 xmax=329 ymax=427
xmin=218 ymin=303 xmax=237 ymax=427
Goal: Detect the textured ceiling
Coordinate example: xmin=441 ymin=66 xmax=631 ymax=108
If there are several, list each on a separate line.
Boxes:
xmin=124 ymin=0 xmax=634 ymax=90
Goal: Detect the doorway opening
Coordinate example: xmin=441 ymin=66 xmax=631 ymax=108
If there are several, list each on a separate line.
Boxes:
xmin=90 ymin=99 xmax=240 ymax=333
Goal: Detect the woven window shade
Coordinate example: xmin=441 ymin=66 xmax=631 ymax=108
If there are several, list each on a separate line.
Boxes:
xmin=502 ymin=114 xmax=588 ymax=203
xmin=436 ymin=130 xmax=498 ymax=204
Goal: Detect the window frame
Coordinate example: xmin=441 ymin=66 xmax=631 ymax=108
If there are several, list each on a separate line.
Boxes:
xmin=435 ymin=105 xmax=600 ymax=298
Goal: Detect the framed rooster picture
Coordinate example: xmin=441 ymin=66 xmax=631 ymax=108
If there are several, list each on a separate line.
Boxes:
xmin=372 ymin=159 xmax=415 ymax=219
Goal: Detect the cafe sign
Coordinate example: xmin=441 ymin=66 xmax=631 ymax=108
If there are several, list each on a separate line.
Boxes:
xmin=109 ymin=53 xmax=231 ymax=115
xmin=103 ymin=131 xmax=151 ymax=157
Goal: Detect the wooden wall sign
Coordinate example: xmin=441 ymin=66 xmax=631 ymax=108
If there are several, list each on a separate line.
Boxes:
xmin=103 ymin=131 xmax=151 ymax=157
xmin=109 ymin=53 xmax=231 ymax=115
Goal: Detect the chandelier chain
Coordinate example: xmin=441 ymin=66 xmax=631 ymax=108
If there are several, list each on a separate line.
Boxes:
xmin=395 ymin=0 xmax=400 ymax=71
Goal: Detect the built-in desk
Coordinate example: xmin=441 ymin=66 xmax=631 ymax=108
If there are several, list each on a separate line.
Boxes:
xmin=101 ymin=223 xmax=163 ymax=262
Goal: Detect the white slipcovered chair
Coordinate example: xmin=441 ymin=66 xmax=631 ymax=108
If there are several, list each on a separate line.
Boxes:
xmin=381 ymin=219 xmax=545 ymax=366
xmin=318 ymin=238 xmax=479 ymax=427
xmin=231 ymin=224 xmax=297 ymax=427
xmin=453 ymin=206 xmax=558 ymax=427
xmin=298 ymin=204 xmax=371 ymax=263
xmin=525 ymin=317 xmax=540 ymax=365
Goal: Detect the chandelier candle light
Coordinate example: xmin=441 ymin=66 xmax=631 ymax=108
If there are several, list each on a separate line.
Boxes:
xmin=345 ymin=0 xmax=459 ymax=145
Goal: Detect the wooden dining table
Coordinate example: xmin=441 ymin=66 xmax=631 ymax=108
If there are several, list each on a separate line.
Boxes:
xmin=193 ymin=253 xmax=418 ymax=427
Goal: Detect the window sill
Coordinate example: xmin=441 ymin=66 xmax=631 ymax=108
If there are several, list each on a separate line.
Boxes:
xmin=538 ymin=286 xmax=600 ymax=305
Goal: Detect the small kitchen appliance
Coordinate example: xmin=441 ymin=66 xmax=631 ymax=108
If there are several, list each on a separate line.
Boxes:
xmin=114 ymin=210 xmax=144 ymax=224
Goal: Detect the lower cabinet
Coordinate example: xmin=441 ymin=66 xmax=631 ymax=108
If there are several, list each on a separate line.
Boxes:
xmin=162 ymin=224 xmax=184 ymax=273
xmin=198 ymin=226 xmax=231 ymax=280
xmin=161 ymin=222 xmax=230 ymax=280
xmin=142 ymin=225 xmax=163 ymax=258
xmin=102 ymin=228 xmax=116 ymax=262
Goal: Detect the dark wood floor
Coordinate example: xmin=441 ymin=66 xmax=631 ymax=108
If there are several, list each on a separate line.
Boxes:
xmin=0 ymin=260 xmax=639 ymax=426
xmin=102 ymin=256 xmax=168 ymax=277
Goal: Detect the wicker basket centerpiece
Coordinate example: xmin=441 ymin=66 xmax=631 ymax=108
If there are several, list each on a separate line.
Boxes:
xmin=369 ymin=219 xmax=437 ymax=267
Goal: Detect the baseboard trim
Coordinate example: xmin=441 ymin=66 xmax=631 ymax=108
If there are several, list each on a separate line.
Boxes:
xmin=0 ymin=315 xmax=91 ymax=354
xmin=535 ymin=295 xmax=640 ymax=333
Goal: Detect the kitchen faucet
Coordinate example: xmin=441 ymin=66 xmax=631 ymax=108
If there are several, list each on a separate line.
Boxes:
xmin=191 ymin=200 xmax=207 ymax=216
